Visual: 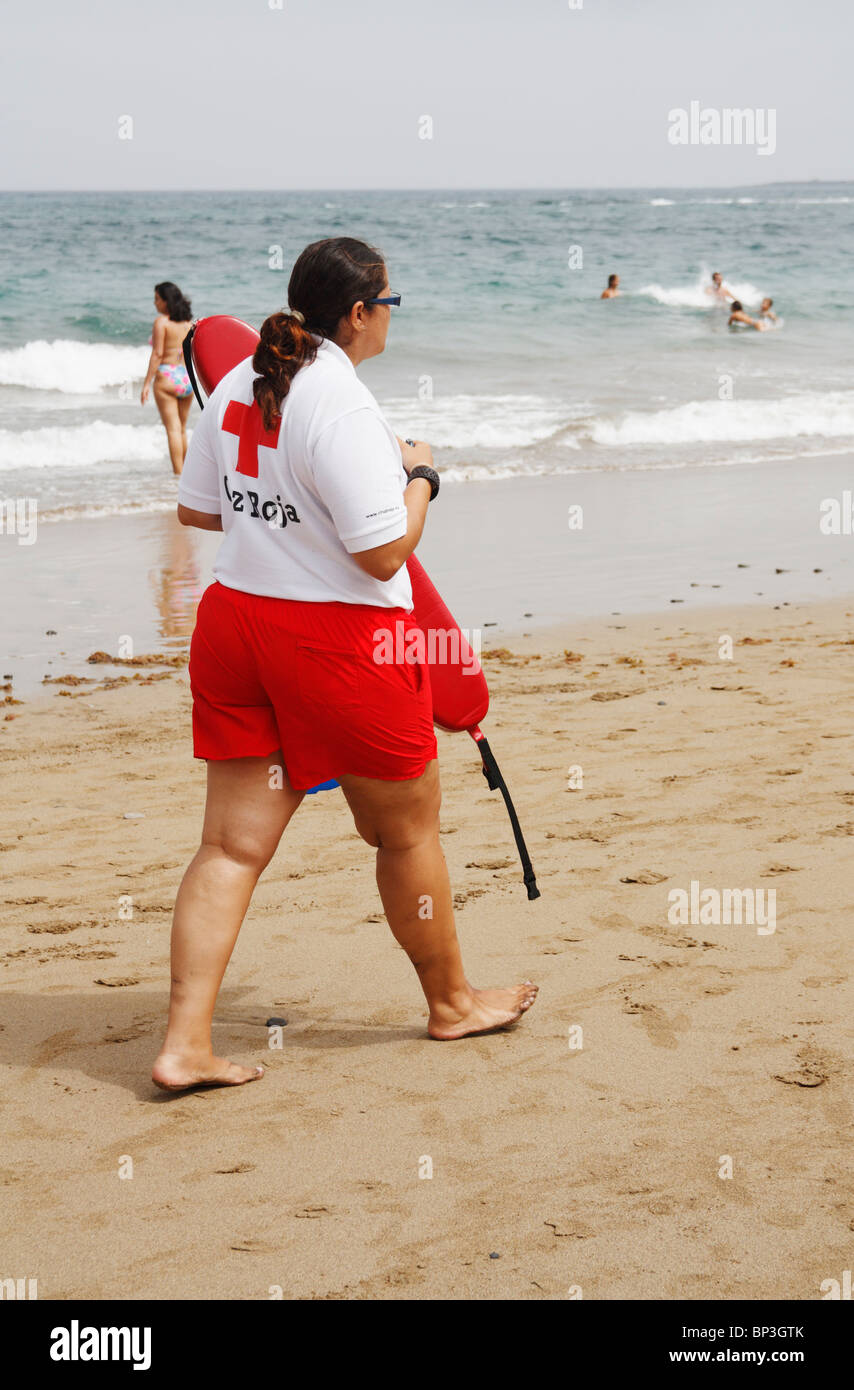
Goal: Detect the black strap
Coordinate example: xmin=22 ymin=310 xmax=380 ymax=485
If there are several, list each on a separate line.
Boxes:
xmin=477 ymin=736 xmax=541 ymax=900
xmin=183 ymin=323 xmax=205 ymax=410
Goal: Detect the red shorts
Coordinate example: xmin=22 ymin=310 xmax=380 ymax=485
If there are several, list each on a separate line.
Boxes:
xmin=189 ymin=581 xmax=438 ymax=790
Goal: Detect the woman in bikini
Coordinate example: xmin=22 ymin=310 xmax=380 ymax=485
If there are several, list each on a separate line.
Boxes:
xmin=141 ymin=282 xmax=194 ymax=475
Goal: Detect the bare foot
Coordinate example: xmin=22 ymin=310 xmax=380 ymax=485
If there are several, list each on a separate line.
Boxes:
xmin=428 ymin=982 xmax=538 ymax=1040
xmin=152 ymin=1051 xmax=264 ymax=1093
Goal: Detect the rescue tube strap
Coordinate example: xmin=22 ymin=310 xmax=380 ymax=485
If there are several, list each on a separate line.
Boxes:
xmin=183 ymin=323 xmax=205 ymax=410
xmin=474 ymin=734 xmax=541 ymax=900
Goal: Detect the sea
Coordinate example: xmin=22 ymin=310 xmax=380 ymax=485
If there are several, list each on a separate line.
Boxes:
xmin=2 ymin=183 xmax=853 ymax=521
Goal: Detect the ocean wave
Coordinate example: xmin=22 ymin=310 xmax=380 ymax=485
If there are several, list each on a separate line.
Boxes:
xmin=686 ymin=194 xmax=852 ymax=206
xmin=0 ymin=420 xmax=167 ymax=470
xmin=636 ymin=272 xmax=763 ymax=309
xmin=381 ymin=393 xmax=573 ymax=450
xmin=39 ymin=498 xmax=178 ymax=524
xmin=649 ymin=198 xmax=675 ymax=206
xmin=587 ymin=392 xmax=854 ymax=446
xmin=0 ymin=340 xmax=150 ymax=393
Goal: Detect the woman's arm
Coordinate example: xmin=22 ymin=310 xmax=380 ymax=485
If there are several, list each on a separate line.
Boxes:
xmin=141 ymin=317 xmax=166 ymax=403
xmin=351 ymin=475 xmax=431 ymax=582
xmin=177 ymin=504 xmax=223 ymax=531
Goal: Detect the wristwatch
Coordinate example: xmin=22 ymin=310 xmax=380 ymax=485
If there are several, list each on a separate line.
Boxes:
xmin=406 ymin=463 xmax=440 ymax=501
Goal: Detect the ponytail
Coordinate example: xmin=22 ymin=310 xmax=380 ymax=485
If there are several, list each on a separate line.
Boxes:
xmin=252 ymin=312 xmax=318 ymax=431
xmin=252 ymin=237 xmax=387 ymax=432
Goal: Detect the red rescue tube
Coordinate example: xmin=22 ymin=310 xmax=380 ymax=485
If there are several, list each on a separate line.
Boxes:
xmin=405 ymin=554 xmax=489 ymax=733
xmin=188 ymin=315 xmax=260 ymax=399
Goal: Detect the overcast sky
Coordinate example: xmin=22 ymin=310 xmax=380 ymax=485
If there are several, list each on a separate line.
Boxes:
xmin=1 ymin=0 xmax=850 ymax=190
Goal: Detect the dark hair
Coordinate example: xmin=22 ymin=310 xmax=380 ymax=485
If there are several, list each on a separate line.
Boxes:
xmin=253 ymin=237 xmax=387 ymax=431
xmin=764 ymin=297 xmax=773 ymax=307
xmin=155 ymin=281 xmax=192 ymax=321
xmin=712 ymin=271 xmax=722 ymax=279
xmin=731 ymin=300 xmax=743 ymax=312
xmin=608 ymin=273 xmax=618 ymax=288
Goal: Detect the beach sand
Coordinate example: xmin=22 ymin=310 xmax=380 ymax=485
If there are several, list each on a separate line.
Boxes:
xmin=1 ymin=595 xmax=853 ymax=1300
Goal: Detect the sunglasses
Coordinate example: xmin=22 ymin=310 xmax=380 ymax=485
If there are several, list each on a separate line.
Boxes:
xmin=365 ymin=293 xmax=401 ymax=307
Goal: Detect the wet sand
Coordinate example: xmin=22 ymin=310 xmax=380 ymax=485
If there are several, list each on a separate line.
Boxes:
xmin=2 ymin=448 xmax=853 ymax=696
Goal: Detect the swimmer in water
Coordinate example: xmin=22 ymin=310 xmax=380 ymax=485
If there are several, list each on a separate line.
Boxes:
xmin=759 ymin=297 xmax=778 ymax=323
xmin=728 ymin=301 xmax=767 ymax=331
xmin=706 ymin=271 xmax=736 ymax=302
xmin=601 ymin=273 xmax=620 ymax=299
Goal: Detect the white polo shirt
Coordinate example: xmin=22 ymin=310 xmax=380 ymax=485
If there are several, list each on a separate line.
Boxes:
xmin=177 ymin=336 xmax=412 ymax=610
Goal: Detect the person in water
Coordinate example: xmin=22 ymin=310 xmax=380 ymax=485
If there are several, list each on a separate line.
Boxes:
xmin=141 ymin=282 xmax=194 ymax=475
xmin=601 ymin=273 xmax=620 ymax=299
xmin=706 ymin=271 xmax=735 ymax=302
xmin=759 ymin=297 xmax=777 ymax=323
xmin=728 ymin=300 xmax=766 ymax=331
xmin=152 ymin=236 xmax=538 ymax=1091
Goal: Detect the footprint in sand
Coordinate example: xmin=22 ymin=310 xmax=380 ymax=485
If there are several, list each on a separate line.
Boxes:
xmin=229 ymin=1237 xmax=279 ymax=1253
xmin=773 ymin=1043 xmax=832 ymax=1088
xmin=621 ymin=997 xmax=689 ymax=1049
xmin=544 ymin=1218 xmax=595 ymax=1239
xmin=27 ymin=922 xmax=84 ymax=935
xmin=31 ymin=1029 xmax=79 ymax=1065
xmin=452 ymin=888 xmax=488 ymax=909
xmin=591 ymin=912 xmax=635 ymax=931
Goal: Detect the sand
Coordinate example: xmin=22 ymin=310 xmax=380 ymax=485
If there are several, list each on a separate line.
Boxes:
xmin=1 ymin=596 xmax=852 ymax=1300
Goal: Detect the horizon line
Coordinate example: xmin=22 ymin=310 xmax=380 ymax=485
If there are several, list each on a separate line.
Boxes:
xmin=0 ymin=178 xmax=850 ymax=196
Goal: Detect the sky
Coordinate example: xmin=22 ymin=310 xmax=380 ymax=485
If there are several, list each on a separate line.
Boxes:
xmin=0 ymin=0 xmax=850 ymax=190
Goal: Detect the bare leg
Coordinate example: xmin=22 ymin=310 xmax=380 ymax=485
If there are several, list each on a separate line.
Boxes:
xmin=338 ymin=760 xmax=537 ymax=1038
xmin=152 ymin=754 xmax=304 ymax=1090
xmin=178 ymin=393 xmax=192 ymax=463
xmin=153 ymin=376 xmax=186 ymax=475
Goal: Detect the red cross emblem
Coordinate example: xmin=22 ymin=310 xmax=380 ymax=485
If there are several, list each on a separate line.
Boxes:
xmin=222 ymin=400 xmax=281 ymax=478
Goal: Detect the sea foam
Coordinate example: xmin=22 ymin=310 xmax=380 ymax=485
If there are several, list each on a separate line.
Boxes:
xmin=0 ymin=421 xmax=168 ymax=470
xmin=636 ymin=273 xmax=764 ymax=309
xmin=0 ymin=340 xmax=150 ymax=393
xmin=588 ymin=392 xmax=854 ymax=446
